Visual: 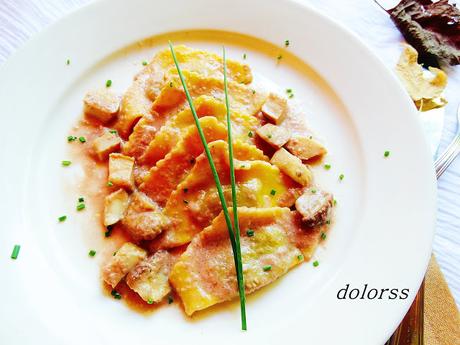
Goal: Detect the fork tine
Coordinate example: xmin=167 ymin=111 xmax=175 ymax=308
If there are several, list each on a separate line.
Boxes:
xmin=434 ymin=104 xmax=460 ymax=178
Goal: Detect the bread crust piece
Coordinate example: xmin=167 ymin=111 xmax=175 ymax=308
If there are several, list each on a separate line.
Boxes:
xmin=84 ymin=89 xmax=121 ymax=123
xmin=121 ymin=191 xmax=170 ymax=241
xmin=104 ymin=189 xmax=129 ymax=226
xmin=270 ymin=148 xmax=312 ymax=186
xmin=126 ymin=250 xmax=174 ymax=303
xmin=256 ymin=123 xmax=291 ymax=149
xmin=92 ymin=132 xmax=121 ymax=160
xmin=295 ymin=189 xmax=333 ymax=227
xmin=261 ymin=93 xmax=288 ymax=125
xmin=102 ymin=242 xmax=147 ymax=288
xmin=285 ymin=137 xmax=327 ymax=161
xmin=109 ymin=153 xmax=135 ymax=191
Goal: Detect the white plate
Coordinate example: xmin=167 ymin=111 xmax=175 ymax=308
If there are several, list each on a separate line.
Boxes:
xmin=0 ymin=0 xmax=436 ymax=344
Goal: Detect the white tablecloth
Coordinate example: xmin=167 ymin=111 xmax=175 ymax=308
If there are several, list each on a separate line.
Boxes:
xmin=1 ymin=0 xmax=459 ymax=307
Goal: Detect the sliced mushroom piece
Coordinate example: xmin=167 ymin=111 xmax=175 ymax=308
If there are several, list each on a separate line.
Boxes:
xmin=126 ymin=250 xmax=174 ymax=303
xmin=104 ymin=189 xmax=129 ymax=226
xmin=121 ymin=191 xmax=170 ymax=241
xmin=261 ymin=93 xmax=288 ymax=125
xmin=270 ymin=148 xmax=312 ymax=186
xmin=256 ymin=123 xmax=291 ymax=149
xmin=92 ymin=132 xmax=121 ymax=160
xmin=295 ymin=189 xmax=333 ymax=227
xmin=285 ymin=137 xmax=327 ymax=161
xmin=109 ymin=153 xmax=135 ymax=191
xmin=102 ymin=242 xmax=147 ymax=288
xmin=83 ymin=89 xmax=121 ymax=123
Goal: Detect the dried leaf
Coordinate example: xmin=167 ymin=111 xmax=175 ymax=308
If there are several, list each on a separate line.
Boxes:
xmin=396 ymin=44 xmax=448 ymax=111
xmin=387 ymin=0 xmax=460 ymax=66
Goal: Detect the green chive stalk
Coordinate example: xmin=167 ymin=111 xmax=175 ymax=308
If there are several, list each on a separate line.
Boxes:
xmin=168 ymin=42 xmax=247 ymax=330
xmin=223 ymin=47 xmax=247 ymax=330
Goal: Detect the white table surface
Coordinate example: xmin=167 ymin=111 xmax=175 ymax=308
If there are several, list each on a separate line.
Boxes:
xmin=1 ymin=0 xmax=459 ymax=308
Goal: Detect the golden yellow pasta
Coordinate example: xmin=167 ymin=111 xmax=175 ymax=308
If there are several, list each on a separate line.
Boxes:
xmin=152 ymin=71 xmax=267 ymax=116
xmin=76 ymin=45 xmax=333 ymax=316
xmin=169 ymin=207 xmax=310 ymax=316
xmin=140 ymin=116 xmax=227 ymax=205
xmin=141 ymin=95 xmax=260 ymax=165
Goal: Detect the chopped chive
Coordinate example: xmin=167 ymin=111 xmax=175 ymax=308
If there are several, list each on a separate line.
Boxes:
xmin=321 ymin=232 xmax=327 ymax=240
xmin=112 ymin=251 xmax=117 ymax=256
xmin=142 ymin=60 xmax=148 ymax=66
xmin=107 ymin=181 xmax=113 ymax=187
xmin=297 ymin=254 xmax=304 ymax=261
xmin=252 ymin=89 xmax=256 ymax=95
xmin=62 ymin=160 xmax=72 ymax=166
xmin=313 ymin=260 xmax=319 ymax=267
xmin=277 ymin=54 xmax=283 ymax=61
xmin=111 ymin=290 xmax=121 ymax=299
xmin=78 ymin=136 xmax=86 ymax=143
xmin=76 ymin=203 xmax=85 ymax=211
xmin=10 ymin=245 xmax=20 ymax=259
xmin=183 ymin=188 xmax=188 ymax=193
xmin=384 ymin=150 xmax=390 ymax=158
xmin=311 ymin=189 xmax=317 ymax=194
xmin=333 ymin=199 xmax=337 ymax=206
xmin=246 ymin=229 xmax=255 ymax=237
xmin=66 ymin=59 xmax=71 ymax=65
xmin=106 ymin=79 xmax=112 ymax=87
xmin=243 ymin=53 xmax=247 ymax=59
xmin=309 ymin=135 xmax=313 ymax=139
xmin=324 ymin=164 xmax=331 ymax=170
xmin=285 ymin=40 xmax=290 ymax=47
xmin=88 ymin=249 xmax=96 ymax=257
xmin=147 ymin=299 xmax=154 ymax=304
xmin=169 ymin=81 xmax=173 ymax=87
xmin=286 ymin=88 xmax=293 ymax=94
xmin=326 ymin=220 xmax=331 ymax=225
xmin=78 ymin=197 xmax=84 ymax=203
xmin=263 ymin=265 xmax=272 ymax=272
xmin=267 ymin=134 xmax=272 ymax=139
xmin=270 ymin=189 xmax=276 ymax=196
xmin=58 ymin=215 xmax=67 ymax=222
xmin=248 ymin=131 xmax=253 ymax=138
xmin=339 ymin=174 xmax=344 ymax=181
xmin=67 ymin=135 xmax=77 ymax=142
xmin=167 ymin=295 xmax=174 ymax=304
xmin=170 ymin=43 xmax=246 ymax=330
xmin=109 ymin=129 xmax=118 ymax=135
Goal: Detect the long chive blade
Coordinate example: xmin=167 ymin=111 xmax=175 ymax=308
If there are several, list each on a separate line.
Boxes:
xmin=223 ymin=47 xmax=247 ymax=330
xmin=169 ymin=42 xmax=246 ymax=329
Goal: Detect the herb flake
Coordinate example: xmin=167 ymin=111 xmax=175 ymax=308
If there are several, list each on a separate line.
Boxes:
xmin=10 ymin=245 xmax=21 ymax=260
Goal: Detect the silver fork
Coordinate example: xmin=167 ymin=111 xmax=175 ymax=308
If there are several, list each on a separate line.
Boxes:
xmin=435 ymin=105 xmax=460 ymax=178
xmin=386 ymin=104 xmax=460 ymax=345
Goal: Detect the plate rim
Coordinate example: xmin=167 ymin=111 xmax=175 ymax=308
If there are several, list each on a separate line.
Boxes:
xmin=0 ymin=0 xmax=437 ymax=344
